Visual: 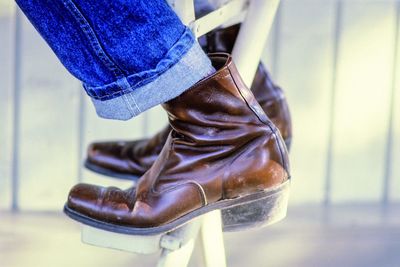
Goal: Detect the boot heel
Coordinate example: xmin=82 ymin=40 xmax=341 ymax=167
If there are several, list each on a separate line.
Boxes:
xmin=222 ymin=180 xmax=290 ymax=232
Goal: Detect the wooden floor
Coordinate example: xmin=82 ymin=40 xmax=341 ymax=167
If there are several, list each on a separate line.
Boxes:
xmin=1 ymin=205 xmax=400 ymax=267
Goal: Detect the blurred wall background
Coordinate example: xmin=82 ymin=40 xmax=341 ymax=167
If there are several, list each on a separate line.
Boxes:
xmin=0 ymin=0 xmax=399 ymax=212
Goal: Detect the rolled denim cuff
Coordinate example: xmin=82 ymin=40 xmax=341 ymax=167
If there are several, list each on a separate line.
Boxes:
xmin=86 ymin=36 xmax=214 ymax=120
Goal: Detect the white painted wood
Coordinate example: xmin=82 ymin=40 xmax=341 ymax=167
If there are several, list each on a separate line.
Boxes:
xmin=232 ymin=0 xmax=280 ymax=86
xmin=82 ymin=216 xmax=204 ymax=267
xmin=145 ymin=105 xmax=168 ymax=137
xmin=80 ymin=96 xmax=144 ymax=188
xmin=199 ymin=210 xmax=227 ymax=267
xmin=82 ymin=218 xmax=202 ymax=257
xmin=168 ymin=0 xmax=195 ymax=25
xmin=17 ymin=16 xmax=80 ymax=210
xmin=190 ymin=0 xmax=247 ymax=37
xmin=81 ymin=211 xmax=227 ymax=267
xmin=157 ymin=239 xmax=196 ymax=267
xmin=330 ymin=1 xmax=396 ymax=203
xmin=0 ymin=5 xmax=14 ymax=210
xmin=261 ymin=5 xmax=281 ymax=76
xmin=276 ymin=0 xmax=337 ymax=203
xmin=389 ymin=3 xmax=400 ymax=203
xmin=82 ymin=226 xmax=163 ymax=254
xmin=389 ymin=100 xmax=400 ymax=203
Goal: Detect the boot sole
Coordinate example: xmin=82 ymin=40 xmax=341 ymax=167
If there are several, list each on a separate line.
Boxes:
xmin=84 ymin=160 xmax=141 ymax=181
xmin=64 ymin=180 xmax=290 ymax=235
xmin=222 ymin=179 xmax=290 ymax=231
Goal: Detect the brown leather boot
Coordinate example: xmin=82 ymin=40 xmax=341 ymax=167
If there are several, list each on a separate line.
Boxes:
xmin=85 ymin=126 xmax=171 ymax=180
xmin=204 ymin=24 xmax=291 ymax=147
xmin=65 ymin=54 xmax=291 ymax=234
xmin=84 ymin=24 xmax=292 ymax=181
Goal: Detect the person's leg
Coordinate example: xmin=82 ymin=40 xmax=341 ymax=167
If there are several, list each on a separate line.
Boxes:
xmin=16 ymin=0 xmax=215 ymax=120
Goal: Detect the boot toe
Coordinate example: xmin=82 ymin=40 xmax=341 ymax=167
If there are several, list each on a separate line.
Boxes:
xmin=67 ymin=183 xmax=137 ymax=225
xmin=87 ymin=141 xmax=125 ymax=163
xmin=67 ymin=183 xmax=105 ymax=217
xmin=86 ymin=141 xmax=133 ymax=173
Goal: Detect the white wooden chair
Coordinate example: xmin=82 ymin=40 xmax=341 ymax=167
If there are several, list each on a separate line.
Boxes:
xmin=81 ymin=1 xmax=281 ymax=266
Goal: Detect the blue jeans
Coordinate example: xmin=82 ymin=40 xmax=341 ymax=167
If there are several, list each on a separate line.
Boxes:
xmin=16 ymin=0 xmax=215 ymax=120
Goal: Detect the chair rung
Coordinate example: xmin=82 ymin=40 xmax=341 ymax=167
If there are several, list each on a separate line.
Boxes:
xmin=189 ymin=0 xmax=248 ymax=37
xmin=168 ymin=0 xmax=249 ymax=37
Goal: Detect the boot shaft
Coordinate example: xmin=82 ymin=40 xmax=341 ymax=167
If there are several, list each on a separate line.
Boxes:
xmin=159 ymin=53 xmax=290 ymax=199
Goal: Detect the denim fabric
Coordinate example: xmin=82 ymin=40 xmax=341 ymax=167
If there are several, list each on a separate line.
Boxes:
xmin=92 ymin=42 xmax=214 ymax=120
xmin=16 ymin=0 xmax=215 ymax=120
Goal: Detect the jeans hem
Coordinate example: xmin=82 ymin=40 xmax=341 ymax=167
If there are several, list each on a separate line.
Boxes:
xmin=91 ymin=41 xmax=214 ymax=120
xmin=83 ymin=27 xmax=196 ymax=100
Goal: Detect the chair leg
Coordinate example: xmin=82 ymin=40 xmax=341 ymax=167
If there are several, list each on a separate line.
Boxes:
xmin=199 ymin=210 xmax=227 ymax=267
xmin=157 ymin=219 xmax=203 ymax=267
xmin=232 ymin=0 xmax=281 ymax=86
xmin=167 ymin=0 xmax=196 ymax=24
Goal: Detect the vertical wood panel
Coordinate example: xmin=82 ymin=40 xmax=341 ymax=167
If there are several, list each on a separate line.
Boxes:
xmin=80 ymin=100 xmax=166 ymax=188
xmin=324 ymin=0 xmax=342 ymax=205
xmin=331 ymin=1 xmax=396 ymax=203
xmin=390 ymin=2 xmax=400 ymax=203
xmin=76 ymin=90 xmax=87 ymax=183
xmin=146 ymin=105 xmax=169 ymax=137
xmin=277 ymin=0 xmax=336 ymax=203
xmin=18 ymin=17 xmax=80 ymax=210
xmin=11 ymin=7 xmax=23 ymax=211
xmin=262 ymin=2 xmax=281 ymax=75
xmin=0 ymin=4 xmax=14 ymax=210
xmin=81 ymin=98 xmax=146 ymax=188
